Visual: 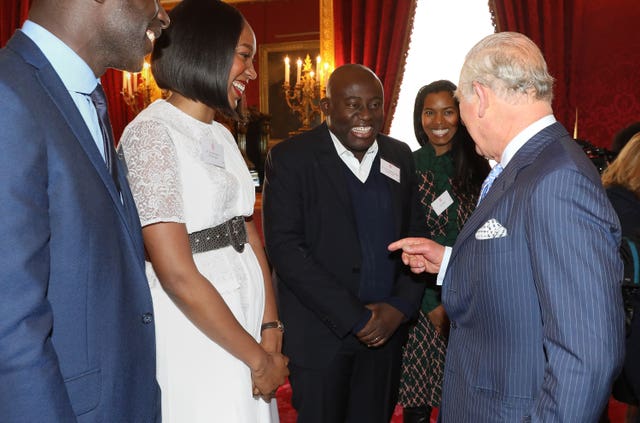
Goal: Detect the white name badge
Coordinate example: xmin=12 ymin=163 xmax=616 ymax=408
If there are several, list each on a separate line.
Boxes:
xmin=380 ymin=158 xmax=400 ymax=183
xmin=431 ymin=190 xmax=454 ymax=216
xmin=202 ymin=139 xmax=225 ymax=168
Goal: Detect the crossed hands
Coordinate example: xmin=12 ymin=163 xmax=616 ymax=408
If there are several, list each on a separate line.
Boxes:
xmin=356 ymin=302 xmax=404 ymax=348
xmin=251 ymin=328 xmax=288 ymax=401
xmin=387 ymin=237 xmax=445 ymax=274
xmin=251 ymin=349 xmax=289 ymax=402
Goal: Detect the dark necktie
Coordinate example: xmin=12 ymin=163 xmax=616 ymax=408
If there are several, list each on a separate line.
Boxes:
xmin=89 ymin=84 xmax=120 ymax=193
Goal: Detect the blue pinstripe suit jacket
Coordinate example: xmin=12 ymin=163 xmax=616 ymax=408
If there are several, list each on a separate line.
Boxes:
xmin=439 ymin=122 xmax=625 ymax=422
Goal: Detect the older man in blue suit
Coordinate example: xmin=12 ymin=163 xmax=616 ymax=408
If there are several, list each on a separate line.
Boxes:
xmin=0 ymin=0 xmax=169 ymax=421
xmin=390 ymin=32 xmax=625 ymax=422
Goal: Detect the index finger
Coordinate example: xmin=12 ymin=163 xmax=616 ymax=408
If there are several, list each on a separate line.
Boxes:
xmin=388 ymin=237 xmax=422 ymax=252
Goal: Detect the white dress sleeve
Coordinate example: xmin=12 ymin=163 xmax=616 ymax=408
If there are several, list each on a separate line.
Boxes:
xmin=120 ymin=119 xmax=185 ymax=227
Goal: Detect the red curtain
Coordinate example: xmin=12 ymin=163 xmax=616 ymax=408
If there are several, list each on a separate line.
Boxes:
xmin=1 ymin=0 xmax=30 ymax=46
xmin=489 ymin=0 xmax=583 ymax=139
xmin=333 ymin=0 xmax=417 ymax=133
xmin=102 ymin=69 xmax=135 ymax=144
xmin=489 ymin=0 xmax=640 ymax=148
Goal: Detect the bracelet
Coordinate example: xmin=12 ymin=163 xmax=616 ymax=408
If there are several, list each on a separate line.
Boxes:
xmin=261 ymin=320 xmax=284 ymax=333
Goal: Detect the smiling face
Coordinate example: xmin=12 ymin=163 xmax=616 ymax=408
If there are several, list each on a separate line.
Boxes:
xmin=321 ymin=65 xmax=384 ymax=161
xmin=99 ymin=0 xmax=170 ymax=73
xmin=227 ymin=22 xmax=257 ymax=109
xmin=421 ymin=90 xmax=460 ymax=156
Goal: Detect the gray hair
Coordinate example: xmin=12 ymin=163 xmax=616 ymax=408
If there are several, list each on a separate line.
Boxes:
xmin=457 ymin=32 xmax=554 ymax=103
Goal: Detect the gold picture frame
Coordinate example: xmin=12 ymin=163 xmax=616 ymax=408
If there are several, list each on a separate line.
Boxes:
xmin=259 ymin=40 xmax=320 ymax=141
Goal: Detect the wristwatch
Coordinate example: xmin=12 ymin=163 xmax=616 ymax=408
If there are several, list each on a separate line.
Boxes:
xmin=260 ymin=320 xmax=285 ymax=333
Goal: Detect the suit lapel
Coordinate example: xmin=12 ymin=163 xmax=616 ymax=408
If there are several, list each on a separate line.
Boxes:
xmin=10 ymin=32 xmax=143 ymax=255
xmin=450 ymin=124 xmax=560 ymax=261
xmin=314 ymin=123 xmax=356 ymax=213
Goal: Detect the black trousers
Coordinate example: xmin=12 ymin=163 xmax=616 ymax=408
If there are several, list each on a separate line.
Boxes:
xmin=289 ymin=326 xmax=406 ymax=423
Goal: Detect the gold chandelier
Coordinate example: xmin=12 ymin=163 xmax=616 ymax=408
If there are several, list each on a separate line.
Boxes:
xmin=282 ymin=54 xmax=332 ymax=134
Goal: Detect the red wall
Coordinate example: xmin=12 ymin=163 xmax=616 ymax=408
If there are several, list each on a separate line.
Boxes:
xmin=235 ymin=0 xmax=319 ymax=108
xmin=571 ymin=0 xmax=640 ymax=148
xmin=3 ymin=0 xmax=637 ymax=148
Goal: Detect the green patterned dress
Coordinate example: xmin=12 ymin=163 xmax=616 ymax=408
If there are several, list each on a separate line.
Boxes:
xmin=398 ymin=144 xmax=477 ymax=408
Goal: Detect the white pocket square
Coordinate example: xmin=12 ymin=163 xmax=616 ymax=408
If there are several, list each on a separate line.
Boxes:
xmin=475 ymin=218 xmax=508 ymax=240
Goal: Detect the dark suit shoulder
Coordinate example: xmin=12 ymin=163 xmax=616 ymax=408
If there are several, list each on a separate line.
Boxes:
xmin=1 ymin=31 xmax=48 ymax=73
xmin=377 ymin=133 xmax=411 ymax=150
xmin=516 ymin=123 xmax=597 ymax=183
xmin=0 ymin=46 xmax=29 ymax=87
xmin=0 ymin=59 xmax=43 ymax=141
xmin=377 ymin=133 xmax=414 ymax=168
xmin=0 ymin=34 xmax=50 ymax=110
xmin=269 ymin=123 xmax=331 ymax=158
xmin=537 ymin=131 xmax=601 ymax=183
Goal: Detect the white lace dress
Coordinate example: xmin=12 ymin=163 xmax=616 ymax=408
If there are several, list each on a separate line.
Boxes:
xmin=119 ymin=99 xmax=278 ymax=423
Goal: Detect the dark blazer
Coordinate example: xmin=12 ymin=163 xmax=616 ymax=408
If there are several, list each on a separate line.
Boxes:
xmin=263 ymin=122 xmax=425 ymax=367
xmin=607 ymin=185 xmax=640 ymax=408
xmin=607 ymin=185 xmax=640 ymax=238
xmin=439 ymin=122 xmax=625 ymax=422
xmin=0 ymin=31 xmax=160 ymax=422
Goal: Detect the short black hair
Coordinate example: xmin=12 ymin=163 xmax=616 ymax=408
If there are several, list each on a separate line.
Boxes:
xmin=151 ymin=0 xmax=244 ymax=117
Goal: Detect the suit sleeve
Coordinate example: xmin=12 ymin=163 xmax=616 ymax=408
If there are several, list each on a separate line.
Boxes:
xmin=0 ymin=94 xmax=77 ymax=421
xmin=527 ymin=168 xmax=625 ymax=422
xmin=262 ymin=145 xmax=366 ymax=337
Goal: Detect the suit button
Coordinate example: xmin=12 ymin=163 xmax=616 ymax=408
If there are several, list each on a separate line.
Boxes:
xmin=450 ymin=321 xmax=457 ymax=329
xmin=142 ymin=312 xmax=153 ymax=324
xmin=352 ymin=266 xmax=361 ymax=273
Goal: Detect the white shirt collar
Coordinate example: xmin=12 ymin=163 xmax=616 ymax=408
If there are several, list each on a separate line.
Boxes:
xmin=328 ymin=129 xmax=379 ymax=182
xmin=500 ymin=115 xmax=556 ymax=167
xmin=21 ymin=20 xmax=99 ymax=95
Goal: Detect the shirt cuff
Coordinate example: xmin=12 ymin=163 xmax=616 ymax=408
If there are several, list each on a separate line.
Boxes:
xmin=437 ymin=246 xmax=452 ymax=286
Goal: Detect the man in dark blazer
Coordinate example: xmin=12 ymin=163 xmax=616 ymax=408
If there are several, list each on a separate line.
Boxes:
xmin=263 ymin=64 xmax=425 ymax=422
xmin=390 ymin=32 xmax=625 ymax=422
xmin=0 ymin=1 xmax=169 ymax=421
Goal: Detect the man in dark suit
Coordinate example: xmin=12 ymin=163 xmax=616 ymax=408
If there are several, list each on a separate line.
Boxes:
xmin=390 ymin=32 xmax=625 ymax=422
xmin=263 ymin=64 xmax=425 ymax=422
xmin=0 ymin=1 xmax=169 ymax=421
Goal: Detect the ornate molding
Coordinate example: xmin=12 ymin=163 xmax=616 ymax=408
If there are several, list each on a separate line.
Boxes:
xmin=319 ymin=0 xmax=335 ymax=73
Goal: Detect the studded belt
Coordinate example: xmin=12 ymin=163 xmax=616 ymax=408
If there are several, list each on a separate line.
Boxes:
xmin=188 ymin=216 xmax=247 ymax=254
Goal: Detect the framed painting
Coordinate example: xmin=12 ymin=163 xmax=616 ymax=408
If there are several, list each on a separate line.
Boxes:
xmin=259 ymin=40 xmax=320 ymax=141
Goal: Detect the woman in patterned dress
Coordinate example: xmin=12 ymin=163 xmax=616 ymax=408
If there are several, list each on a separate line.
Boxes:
xmin=399 ymin=80 xmax=489 ymax=422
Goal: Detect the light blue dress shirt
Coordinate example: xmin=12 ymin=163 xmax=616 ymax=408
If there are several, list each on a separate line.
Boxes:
xmin=21 ymin=20 xmax=107 ymax=162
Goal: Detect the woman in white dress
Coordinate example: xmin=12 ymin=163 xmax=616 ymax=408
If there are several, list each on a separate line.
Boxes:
xmin=118 ymin=0 xmax=288 ymax=421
